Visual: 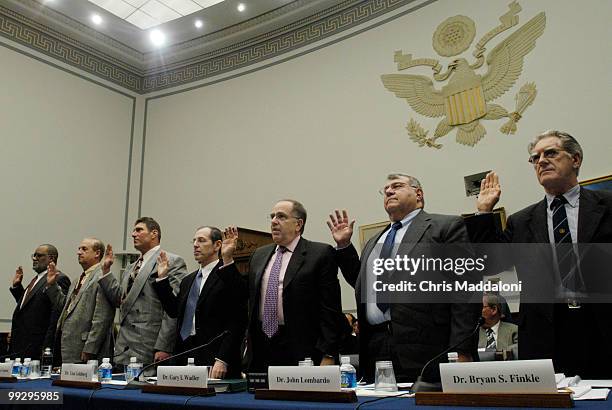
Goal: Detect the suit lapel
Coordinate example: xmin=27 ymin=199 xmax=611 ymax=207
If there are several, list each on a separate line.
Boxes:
xmin=527 ymin=198 xmax=549 ymax=243
xmin=66 ymin=266 xmax=100 ymax=317
xmin=20 ymin=274 xmax=46 ymax=309
xmin=198 ymin=262 xmax=222 ymax=306
xmin=255 ymin=247 xmax=276 ymax=291
xmin=283 ymin=238 xmax=306 ymax=290
xmin=578 ymin=187 xmax=604 ymax=243
xmin=122 ymin=249 xmax=159 ymax=318
xmin=399 ymin=210 xmax=431 ymax=255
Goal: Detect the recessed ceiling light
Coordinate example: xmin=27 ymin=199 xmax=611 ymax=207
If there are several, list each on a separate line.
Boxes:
xmin=149 ymin=29 xmax=166 ymax=47
xmin=194 ymin=20 xmax=203 ymax=29
xmin=91 ymin=14 xmax=103 ymax=25
xmin=237 ymin=3 xmax=246 ymax=12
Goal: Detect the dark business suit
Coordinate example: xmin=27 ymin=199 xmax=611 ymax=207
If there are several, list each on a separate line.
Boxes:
xmin=466 ymin=187 xmax=612 ymax=378
xmin=153 ymin=261 xmax=247 ymax=377
xmin=247 ymin=237 xmax=344 ymax=371
xmin=9 ymin=272 xmax=70 ymax=360
xmin=336 ymin=210 xmax=480 ymax=382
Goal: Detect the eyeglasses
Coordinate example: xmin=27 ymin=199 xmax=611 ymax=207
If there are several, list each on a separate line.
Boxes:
xmin=268 ymin=213 xmax=299 ymax=222
xmin=528 ymin=148 xmax=566 ymax=165
xmin=31 ymin=253 xmax=49 ymax=259
xmin=378 ymin=182 xmax=419 ymax=196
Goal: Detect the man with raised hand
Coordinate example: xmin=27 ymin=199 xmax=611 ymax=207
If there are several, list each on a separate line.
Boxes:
xmin=98 ymin=217 xmax=188 ymax=372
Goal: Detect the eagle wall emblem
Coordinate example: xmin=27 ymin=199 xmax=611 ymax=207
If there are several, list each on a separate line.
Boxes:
xmin=381 ymin=2 xmax=546 ymax=148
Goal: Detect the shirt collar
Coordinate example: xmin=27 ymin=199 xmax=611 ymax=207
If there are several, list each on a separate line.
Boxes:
xmin=545 ymin=184 xmax=580 ymax=209
xmin=276 ymin=234 xmax=301 ymax=253
xmin=395 ymin=208 xmax=422 ymax=227
xmin=490 ymin=320 xmax=500 ymax=335
xmin=84 ymin=262 xmax=100 ymax=275
xmin=140 ymin=244 xmax=161 ymax=265
xmin=199 ymin=259 xmax=219 ymax=277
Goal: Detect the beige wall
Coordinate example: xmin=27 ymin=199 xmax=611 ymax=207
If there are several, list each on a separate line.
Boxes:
xmin=141 ymin=0 xmax=612 ymax=310
xmin=0 ymin=44 xmax=135 ymax=327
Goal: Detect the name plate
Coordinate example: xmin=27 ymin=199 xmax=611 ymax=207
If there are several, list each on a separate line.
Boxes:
xmin=0 ymin=363 xmax=13 ymax=377
xmin=157 ymin=366 xmax=208 ymax=388
xmin=268 ymin=366 xmax=340 ymax=392
xmin=440 ymin=359 xmax=556 ymax=393
xmin=61 ymin=364 xmax=94 ymax=382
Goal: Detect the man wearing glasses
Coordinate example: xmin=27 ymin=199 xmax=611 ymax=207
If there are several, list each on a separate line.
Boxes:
xmin=328 ymin=174 xmax=480 ymax=384
xmin=246 ymin=199 xmax=344 ymax=371
xmin=473 ymin=130 xmax=612 ymax=378
xmin=9 ymin=244 xmax=70 ymax=360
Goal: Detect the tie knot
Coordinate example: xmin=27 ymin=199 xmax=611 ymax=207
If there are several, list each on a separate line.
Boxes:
xmin=486 ymin=328 xmax=494 ymax=336
xmin=550 ymin=195 xmax=567 ymax=210
xmin=391 ymin=221 xmax=403 ymax=231
xmin=277 ymin=246 xmax=288 ymax=254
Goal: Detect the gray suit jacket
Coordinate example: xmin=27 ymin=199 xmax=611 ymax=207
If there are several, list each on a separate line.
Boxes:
xmin=98 ymin=249 xmax=188 ymax=366
xmin=47 ymin=264 xmax=115 ymax=363
xmin=478 ymin=321 xmax=518 ymax=350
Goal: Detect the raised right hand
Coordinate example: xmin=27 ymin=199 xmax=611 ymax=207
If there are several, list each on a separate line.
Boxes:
xmin=46 ymin=262 xmax=59 ymax=286
xmin=476 ymin=172 xmax=502 ymax=213
xmin=102 ymin=244 xmax=114 ymax=274
xmin=12 ymin=266 xmax=23 ymax=287
xmin=156 ymin=250 xmax=169 ymax=279
xmin=326 ymin=209 xmax=355 ymax=248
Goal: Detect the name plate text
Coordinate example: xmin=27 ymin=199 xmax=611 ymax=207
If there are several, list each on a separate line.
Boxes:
xmin=268 ymin=366 xmax=340 ymax=392
xmin=61 ymin=364 xmax=94 ymax=382
xmin=157 ymin=366 xmax=208 ymax=388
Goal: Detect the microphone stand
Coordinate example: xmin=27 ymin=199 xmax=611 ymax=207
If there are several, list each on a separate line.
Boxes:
xmin=125 ymin=330 xmax=229 ymax=389
xmin=411 ymin=317 xmax=484 ymax=392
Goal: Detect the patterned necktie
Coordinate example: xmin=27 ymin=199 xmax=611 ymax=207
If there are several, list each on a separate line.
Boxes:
xmin=67 ymin=271 xmax=87 ymax=311
xmin=180 ymin=269 xmax=203 ymax=341
xmin=262 ymin=246 xmax=287 ymax=338
xmin=550 ymin=196 xmax=578 ymax=291
xmin=485 ymin=328 xmax=496 ymax=349
xmin=20 ymin=275 xmax=39 ymax=308
xmin=126 ymin=257 xmax=143 ymax=296
xmin=377 ymin=221 xmax=403 ymax=313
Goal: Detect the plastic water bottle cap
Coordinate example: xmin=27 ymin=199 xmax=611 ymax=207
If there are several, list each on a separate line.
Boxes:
xmin=341 ymin=356 xmax=350 ymax=364
xmin=130 ymin=357 xmax=137 ymax=363
xmin=102 ymin=358 xmax=110 ymax=363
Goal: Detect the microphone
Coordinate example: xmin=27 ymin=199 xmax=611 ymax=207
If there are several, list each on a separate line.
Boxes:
xmin=0 ymin=344 xmax=32 ymax=360
xmin=411 ymin=317 xmax=484 ymax=393
xmin=125 ymin=330 xmax=229 ymax=389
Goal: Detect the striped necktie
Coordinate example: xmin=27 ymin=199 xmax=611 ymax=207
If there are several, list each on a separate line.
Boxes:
xmin=485 ymin=328 xmax=496 ymax=349
xmin=550 ymin=196 xmax=578 ymax=291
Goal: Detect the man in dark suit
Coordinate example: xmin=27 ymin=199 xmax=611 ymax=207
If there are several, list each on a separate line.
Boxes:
xmin=9 ymin=244 xmax=70 ymax=360
xmin=246 ymin=199 xmax=345 ymax=371
xmin=154 ymin=226 xmax=246 ymax=378
xmin=328 ymin=174 xmax=480 ymax=383
xmin=471 ymin=130 xmax=612 ymax=378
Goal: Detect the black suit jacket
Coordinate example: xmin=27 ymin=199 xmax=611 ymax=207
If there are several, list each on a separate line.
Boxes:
xmin=336 ymin=210 xmax=480 ymax=382
xmin=247 ymin=237 xmax=344 ymax=367
xmin=9 ymin=272 xmax=70 ymax=360
xmin=466 ymin=187 xmax=612 ymax=367
xmin=153 ymin=261 xmax=247 ymax=377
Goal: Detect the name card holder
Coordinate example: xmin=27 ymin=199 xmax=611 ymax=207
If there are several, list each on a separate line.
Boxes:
xmin=255 ymin=366 xmax=356 ymax=403
xmin=53 ymin=364 xmax=100 ymax=390
xmin=0 ymin=363 xmax=16 ymax=382
xmin=142 ymin=366 xmax=215 ymax=396
xmin=415 ymin=391 xmax=572 ymax=408
xmin=417 ymin=359 xmax=573 ymax=408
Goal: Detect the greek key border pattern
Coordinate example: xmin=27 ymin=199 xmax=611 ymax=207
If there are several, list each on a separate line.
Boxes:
xmin=143 ymin=0 xmax=411 ymax=92
xmin=0 ymin=8 xmax=142 ymax=92
xmin=1 ymin=0 xmax=415 ymax=94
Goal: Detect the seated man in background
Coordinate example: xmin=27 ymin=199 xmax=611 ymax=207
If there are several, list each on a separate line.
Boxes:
xmin=479 ymin=293 xmax=518 ymax=351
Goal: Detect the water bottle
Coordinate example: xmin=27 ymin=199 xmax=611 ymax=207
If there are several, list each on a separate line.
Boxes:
xmin=126 ymin=357 xmax=142 ymax=382
xmin=11 ymin=358 xmax=21 ymax=376
xmin=187 ymin=357 xmax=195 ymax=366
xmin=447 ymin=352 xmax=459 ymax=363
xmin=340 ymin=356 xmax=357 ymax=388
xmin=41 ymin=347 xmax=53 ymax=377
xmin=20 ymin=358 xmax=31 ymax=378
xmin=98 ymin=358 xmax=112 ymax=382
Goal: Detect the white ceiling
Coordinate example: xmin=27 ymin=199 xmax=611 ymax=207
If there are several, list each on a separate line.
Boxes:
xmin=87 ymin=0 xmax=225 ymax=30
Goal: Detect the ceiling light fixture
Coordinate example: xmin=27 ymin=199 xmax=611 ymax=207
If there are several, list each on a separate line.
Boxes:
xmin=194 ymin=20 xmax=203 ymax=29
xmin=237 ymin=3 xmax=246 ymax=12
xmin=149 ymin=29 xmax=166 ymax=47
xmin=91 ymin=14 xmax=103 ymax=25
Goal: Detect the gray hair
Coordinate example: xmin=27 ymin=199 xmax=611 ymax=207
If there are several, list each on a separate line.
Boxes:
xmin=527 ymin=130 xmax=583 ymax=176
xmin=387 ymin=174 xmax=425 ymax=207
